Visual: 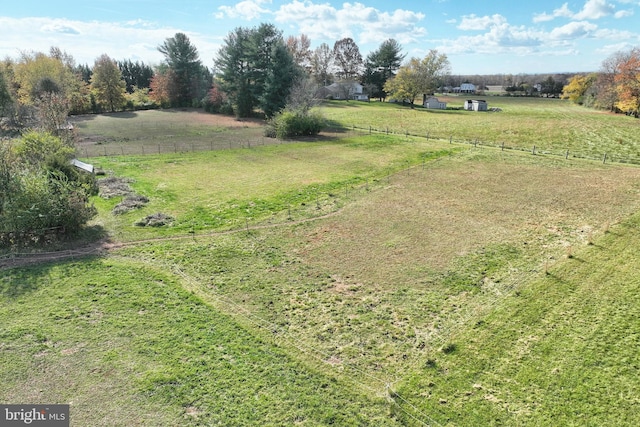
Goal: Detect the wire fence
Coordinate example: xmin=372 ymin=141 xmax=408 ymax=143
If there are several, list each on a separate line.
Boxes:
xmin=78 ymin=136 xmax=281 ymax=158
xmin=77 ymin=121 xmax=640 ymax=166
xmin=349 ymin=123 xmax=640 ymax=166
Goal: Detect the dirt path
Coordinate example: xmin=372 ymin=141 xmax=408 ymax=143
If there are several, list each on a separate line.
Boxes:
xmin=0 ymin=210 xmax=343 ymax=270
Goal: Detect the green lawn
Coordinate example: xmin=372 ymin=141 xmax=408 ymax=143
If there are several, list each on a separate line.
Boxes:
xmin=0 ymin=257 xmax=396 ymax=426
xmin=2 ymin=102 xmax=640 ymax=425
xmin=320 ymin=97 xmax=640 ymax=161
xmin=90 ymin=134 xmax=456 ymax=241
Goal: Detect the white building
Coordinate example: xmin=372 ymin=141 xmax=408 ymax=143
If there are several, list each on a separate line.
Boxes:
xmin=423 ymin=96 xmax=447 ymax=109
xmin=322 ymin=82 xmax=369 ymax=101
xmin=459 ymin=83 xmax=476 ymax=93
xmin=464 ymin=99 xmax=488 ymax=111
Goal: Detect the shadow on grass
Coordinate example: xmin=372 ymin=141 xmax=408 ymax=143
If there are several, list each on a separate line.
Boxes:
xmin=0 ymin=225 xmax=110 ymax=294
xmin=0 ymin=252 xmax=106 ymax=298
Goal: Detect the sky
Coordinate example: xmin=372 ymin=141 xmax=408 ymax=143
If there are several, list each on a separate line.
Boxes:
xmin=1 ymin=0 xmax=639 ymax=75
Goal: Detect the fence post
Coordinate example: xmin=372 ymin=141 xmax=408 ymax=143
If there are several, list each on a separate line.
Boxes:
xmin=565 ymin=150 xmax=569 ymax=159
xmin=449 ymin=135 xmax=452 ymax=144
xmin=532 ymin=145 xmax=536 ymax=155
xmin=603 ymin=153 xmax=607 ymax=164
xmin=501 ymin=141 xmax=505 ymax=151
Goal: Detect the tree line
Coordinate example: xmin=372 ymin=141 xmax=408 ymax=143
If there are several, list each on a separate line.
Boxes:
xmin=562 ymin=47 xmax=640 ymax=117
xmin=1 ymin=25 xmax=637 ymax=246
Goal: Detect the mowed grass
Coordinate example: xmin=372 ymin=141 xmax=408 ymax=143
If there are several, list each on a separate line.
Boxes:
xmin=3 ymin=103 xmax=640 ymax=425
xmin=394 ymin=212 xmax=640 ymax=426
xmin=320 ymin=97 xmax=640 ymax=161
xmin=90 ymin=134 xmax=456 ymax=241
xmin=72 ymin=109 xmax=267 ymax=156
xmin=0 ymin=258 xmax=396 ymax=426
xmin=105 ymin=150 xmax=640 ymax=392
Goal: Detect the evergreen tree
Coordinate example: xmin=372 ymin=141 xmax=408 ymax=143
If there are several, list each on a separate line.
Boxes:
xmin=363 ymin=39 xmax=405 ymax=101
xmin=260 ymin=43 xmax=300 ymax=118
xmin=158 ymin=33 xmax=206 ymax=106
xmin=216 ymin=24 xmax=297 ymax=118
xmin=118 ymin=60 xmax=154 ymax=93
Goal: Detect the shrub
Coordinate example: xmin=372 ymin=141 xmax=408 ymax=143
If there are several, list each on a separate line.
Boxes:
xmin=203 ymin=84 xmax=228 ymax=114
xmin=266 ymin=110 xmax=325 ymax=139
xmin=0 ymin=132 xmax=97 ymax=246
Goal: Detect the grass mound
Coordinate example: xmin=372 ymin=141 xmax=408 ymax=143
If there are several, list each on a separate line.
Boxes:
xmin=112 ymin=195 xmax=149 ymax=215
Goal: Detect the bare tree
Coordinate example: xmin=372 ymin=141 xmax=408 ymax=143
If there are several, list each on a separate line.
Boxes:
xmin=311 ymin=43 xmax=333 ymax=86
xmin=286 ymin=76 xmax=320 ymax=114
xmin=333 ymin=38 xmax=363 ymax=81
xmin=286 ymin=34 xmax=312 ymax=70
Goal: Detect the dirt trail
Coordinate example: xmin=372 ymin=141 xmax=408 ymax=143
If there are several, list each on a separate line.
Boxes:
xmin=0 ymin=210 xmax=342 ymax=270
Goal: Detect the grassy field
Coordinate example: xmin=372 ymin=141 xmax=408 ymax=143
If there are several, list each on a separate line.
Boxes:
xmin=320 ymin=97 xmax=640 ymax=162
xmin=2 ymin=101 xmax=640 ymax=425
xmin=71 ymin=109 xmax=270 ymax=157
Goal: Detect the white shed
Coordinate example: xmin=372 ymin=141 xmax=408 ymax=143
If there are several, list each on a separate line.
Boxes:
xmin=423 ymin=96 xmax=447 ymax=109
xmin=464 ymin=99 xmax=488 ymax=112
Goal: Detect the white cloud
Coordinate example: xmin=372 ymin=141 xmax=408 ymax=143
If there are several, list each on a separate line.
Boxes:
xmin=614 ymin=9 xmax=634 ymax=17
xmin=0 ymin=17 xmax=220 ymax=66
xmin=215 ymin=0 xmax=272 ymax=20
xmin=573 ymin=0 xmax=615 ymax=19
xmin=273 ymin=1 xmax=426 ymax=47
xmin=533 ymin=0 xmax=622 ymax=22
xmin=533 ymin=3 xmax=573 ymax=22
xmin=549 ymin=21 xmax=598 ymax=39
xmin=594 ymin=27 xmax=638 ymax=39
xmin=458 ymin=14 xmax=507 ymax=31
xmin=595 ymin=42 xmax=636 ymax=55
xmin=40 ymin=23 xmax=81 ymax=35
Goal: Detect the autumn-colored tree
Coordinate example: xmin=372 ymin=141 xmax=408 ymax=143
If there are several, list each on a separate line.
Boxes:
xmin=383 ymin=60 xmax=421 ymax=105
xmin=149 ymin=68 xmax=178 ymax=108
xmin=13 ymin=51 xmax=80 ymax=105
xmin=614 ymin=47 xmax=640 ymax=117
xmin=90 ymin=54 xmax=127 ymax=112
xmin=384 ymin=50 xmax=450 ymax=107
xmin=562 ymin=74 xmax=596 ymax=104
xmin=202 ymin=83 xmax=228 ymax=113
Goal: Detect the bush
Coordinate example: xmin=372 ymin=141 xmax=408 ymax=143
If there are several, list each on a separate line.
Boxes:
xmin=266 ymin=110 xmax=325 ymax=139
xmin=0 ymin=132 xmax=97 ymax=246
xmin=203 ymin=84 xmax=228 ymax=114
